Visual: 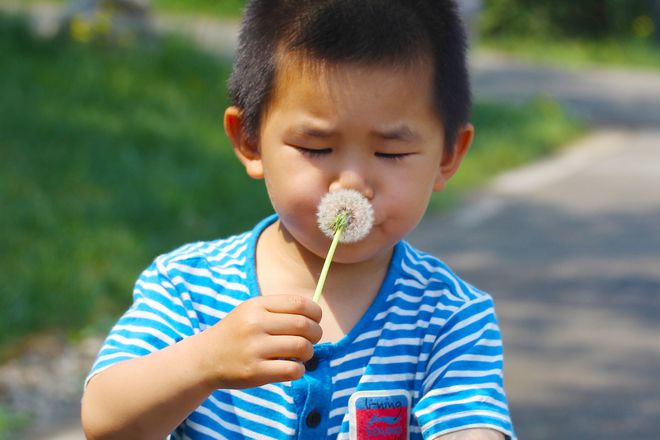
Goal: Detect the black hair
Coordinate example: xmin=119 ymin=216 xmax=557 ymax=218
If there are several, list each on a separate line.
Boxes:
xmin=228 ymin=0 xmax=471 ymax=153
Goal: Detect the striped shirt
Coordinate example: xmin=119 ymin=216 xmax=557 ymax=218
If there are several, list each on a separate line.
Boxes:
xmin=87 ymin=215 xmax=515 ymax=439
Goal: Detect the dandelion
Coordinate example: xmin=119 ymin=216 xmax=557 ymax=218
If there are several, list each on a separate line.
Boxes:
xmin=317 ymin=189 xmax=374 ymax=243
xmin=312 ymin=189 xmax=374 ymax=303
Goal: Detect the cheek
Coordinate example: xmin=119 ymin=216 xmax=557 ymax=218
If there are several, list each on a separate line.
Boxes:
xmin=380 ymin=175 xmax=434 ymax=222
xmin=266 ymin=177 xmax=310 ymax=216
xmin=263 ymin=162 xmax=324 ymax=221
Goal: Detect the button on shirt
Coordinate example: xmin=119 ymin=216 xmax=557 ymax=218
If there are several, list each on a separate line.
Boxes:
xmin=304 ymin=354 xmax=320 ymax=372
xmin=295 ymin=346 xmax=332 ymax=437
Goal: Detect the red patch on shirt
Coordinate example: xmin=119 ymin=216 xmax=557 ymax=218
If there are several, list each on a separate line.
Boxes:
xmin=349 ymin=390 xmax=411 ymax=440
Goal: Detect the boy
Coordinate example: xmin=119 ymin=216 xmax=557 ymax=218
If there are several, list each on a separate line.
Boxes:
xmin=82 ymin=1 xmax=515 ymax=439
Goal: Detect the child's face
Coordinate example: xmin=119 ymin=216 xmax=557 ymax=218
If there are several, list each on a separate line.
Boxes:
xmin=227 ymin=55 xmax=471 ymax=264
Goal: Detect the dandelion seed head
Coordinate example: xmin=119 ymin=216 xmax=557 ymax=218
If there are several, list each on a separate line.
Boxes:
xmin=316 ymin=189 xmax=374 ymax=243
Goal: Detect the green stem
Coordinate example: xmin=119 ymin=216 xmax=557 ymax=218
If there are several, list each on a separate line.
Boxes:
xmin=312 ymin=226 xmax=344 ymax=303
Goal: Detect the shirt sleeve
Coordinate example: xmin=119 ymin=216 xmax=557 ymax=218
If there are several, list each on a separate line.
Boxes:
xmin=413 ymin=294 xmax=515 ymax=439
xmin=84 ymin=258 xmax=197 ymax=387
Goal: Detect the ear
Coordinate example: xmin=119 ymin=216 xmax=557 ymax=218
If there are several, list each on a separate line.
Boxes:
xmin=433 ymin=123 xmax=474 ymax=192
xmin=224 ymin=106 xmax=264 ymax=179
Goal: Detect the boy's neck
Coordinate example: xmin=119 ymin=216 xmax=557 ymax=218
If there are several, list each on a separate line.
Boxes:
xmin=255 ymin=220 xmax=393 ymax=342
xmin=256 ymin=220 xmax=393 ymax=295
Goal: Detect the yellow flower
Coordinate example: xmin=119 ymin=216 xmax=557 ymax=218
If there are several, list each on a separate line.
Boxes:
xmin=633 ymin=15 xmax=655 ymax=39
xmin=70 ymin=16 xmax=92 ymax=43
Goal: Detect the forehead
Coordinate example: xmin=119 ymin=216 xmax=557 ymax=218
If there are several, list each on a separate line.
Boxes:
xmin=265 ymin=51 xmax=441 ymax=127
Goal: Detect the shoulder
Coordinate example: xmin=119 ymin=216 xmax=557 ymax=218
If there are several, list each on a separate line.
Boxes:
xmin=135 ymin=228 xmax=258 ymax=304
xmin=154 ymin=230 xmax=254 ymax=273
xmin=395 ymin=241 xmax=492 ymax=307
xmin=152 ymin=215 xmax=275 ymax=278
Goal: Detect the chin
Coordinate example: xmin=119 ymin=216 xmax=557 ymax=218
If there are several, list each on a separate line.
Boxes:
xmin=329 ymin=239 xmax=395 ymax=265
xmin=287 ymin=220 xmax=399 ymax=265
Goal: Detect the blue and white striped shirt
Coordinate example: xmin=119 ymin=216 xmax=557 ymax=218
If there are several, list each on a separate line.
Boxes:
xmin=87 ymin=215 xmax=515 ymax=439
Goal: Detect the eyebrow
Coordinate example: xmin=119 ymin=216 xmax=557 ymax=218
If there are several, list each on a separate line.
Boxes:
xmin=287 ymin=124 xmax=336 ymax=139
xmin=288 ymin=123 xmax=419 ymax=141
xmin=372 ymin=125 xmax=420 ymax=142
xmin=301 ymin=127 xmax=335 ymax=138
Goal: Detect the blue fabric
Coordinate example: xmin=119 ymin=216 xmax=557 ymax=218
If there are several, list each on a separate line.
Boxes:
xmin=87 ymin=215 xmax=515 ymax=439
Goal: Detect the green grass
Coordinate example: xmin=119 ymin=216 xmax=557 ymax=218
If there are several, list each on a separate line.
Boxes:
xmin=480 ymin=37 xmax=660 ymax=71
xmin=157 ymin=0 xmax=245 ymax=19
xmin=0 ymin=12 xmax=582 ymax=356
xmin=0 ymin=12 xmax=272 ymax=356
xmin=0 ymin=406 xmax=31 ymax=440
xmin=20 ymin=0 xmax=246 ymax=19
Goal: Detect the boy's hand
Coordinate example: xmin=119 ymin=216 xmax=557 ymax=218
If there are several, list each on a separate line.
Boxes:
xmin=198 ymin=295 xmax=323 ymax=390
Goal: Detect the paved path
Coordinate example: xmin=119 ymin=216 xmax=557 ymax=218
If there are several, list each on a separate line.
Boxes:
xmin=409 ymin=129 xmax=660 ymax=439
xmin=409 ymin=50 xmax=660 ymax=440
xmin=472 ymin=52 xmax=660 ymax=128
xmin=4 ymin=4 xmax=660 ymax=439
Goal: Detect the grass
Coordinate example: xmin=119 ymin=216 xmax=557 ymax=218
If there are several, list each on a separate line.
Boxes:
xmin=157 ymin=0 xmax=245 ymax=19
xmin=0 ymin=12 xmax=272 ymax=357
xmin=0 ymin=12 xmax=582 ymax=357
xmin=20 ymin=0 xmax=246 ymax=19
xmin=0 ymin=406 xmax=31 ymax=440
xmin=480 ymin=37 xmax=660 ymax=71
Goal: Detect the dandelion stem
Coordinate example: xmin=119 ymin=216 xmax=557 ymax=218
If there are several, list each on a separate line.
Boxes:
xmin=312 ymin=215 xmax=346 ymax=303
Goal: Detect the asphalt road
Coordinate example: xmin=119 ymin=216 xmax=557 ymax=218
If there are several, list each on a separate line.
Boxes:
xmin=409 ymin=55 xmax=660 ymax=438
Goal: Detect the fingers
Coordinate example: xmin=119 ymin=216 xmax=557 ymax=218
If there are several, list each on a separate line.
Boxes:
xmin=258 ymin=359 xmax=306 ymax=384
xmin=260 ymin=335 xmax=315 ymax=361
xmin=203 ymin=295 xmax=323 ymax=389
xmin=263 ymin=313 xmax=323 ymax=344
xmin=261 ymin=295 xmax=322 ymax=323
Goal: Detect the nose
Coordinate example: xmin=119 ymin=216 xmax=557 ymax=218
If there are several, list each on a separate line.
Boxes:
xmin=329 ymin=169 xmax=374 ymax=200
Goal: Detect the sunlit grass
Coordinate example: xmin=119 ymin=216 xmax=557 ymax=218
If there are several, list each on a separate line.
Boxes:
xmin=157 ymin=0 xmax=245 ymax=18
xmin=0 ymin=406 xmax=31 ymax=440
xmin=20 ymin=0 xmax=246 ymax=19
xmin=0 ymin=13 xmax=271 ymax=355
xmin=480 ymin=37 xmax=660 ymax=70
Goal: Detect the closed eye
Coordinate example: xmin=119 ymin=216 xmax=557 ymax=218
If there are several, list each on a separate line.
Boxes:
xmin=295 ymin=147 xmax=332 ymax=157
xmin=375 ymin=152 xmax=413 ymax=160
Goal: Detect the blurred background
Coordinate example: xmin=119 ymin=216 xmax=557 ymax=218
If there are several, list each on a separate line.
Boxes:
xmin=0 ymin=1 xmax=658 ymax=439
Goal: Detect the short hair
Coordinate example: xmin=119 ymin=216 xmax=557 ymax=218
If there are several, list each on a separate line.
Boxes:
xmin=228 ymin=0 xmax=471 ymax=153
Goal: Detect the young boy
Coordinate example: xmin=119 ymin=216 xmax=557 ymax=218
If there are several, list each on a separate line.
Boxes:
xmin=82 ymin=1 xmax=515 ymax=439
